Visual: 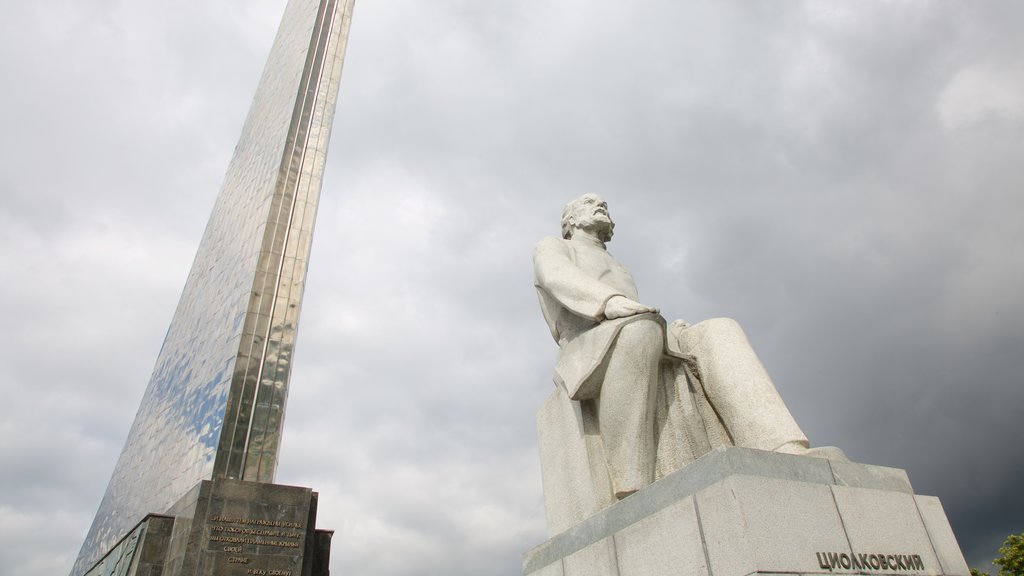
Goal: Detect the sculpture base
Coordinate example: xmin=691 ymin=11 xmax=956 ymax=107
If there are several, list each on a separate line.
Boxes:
xmin=83 ymin=478 xmax=332 ymax=576
xmin=522 ymin=447 xmax=968 ymax=576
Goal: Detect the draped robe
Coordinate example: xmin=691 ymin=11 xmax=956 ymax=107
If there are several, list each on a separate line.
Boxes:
xmin=534 ymin=234 xmax=810 ymax=499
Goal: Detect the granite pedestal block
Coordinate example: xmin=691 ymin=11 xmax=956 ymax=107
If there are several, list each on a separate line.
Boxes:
xmin=84 ymin=478 xmax=332 ymax=576
xmin=522 ymin=447 xmax=969 ymax=576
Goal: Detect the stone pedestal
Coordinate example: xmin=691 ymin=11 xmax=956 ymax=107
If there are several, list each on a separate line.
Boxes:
xmin=522 ymin=447 xmax=969 ymax=576
xmin=84 ymin=478 xmax=332 ymax=576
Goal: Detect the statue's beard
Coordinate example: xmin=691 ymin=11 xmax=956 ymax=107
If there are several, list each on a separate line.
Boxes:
xmin=576 ymin=216 xmax=614 ymax=242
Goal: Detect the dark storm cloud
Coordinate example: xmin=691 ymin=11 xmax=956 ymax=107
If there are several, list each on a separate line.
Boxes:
xmin=1 ymin=1 xmax=1021 ymax=575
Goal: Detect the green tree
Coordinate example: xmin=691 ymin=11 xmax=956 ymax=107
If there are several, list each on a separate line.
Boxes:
xmin=994 ymin=533 xmax=1024 ymax=576
xmin=973 ymin=568 xmax=991 ymax=576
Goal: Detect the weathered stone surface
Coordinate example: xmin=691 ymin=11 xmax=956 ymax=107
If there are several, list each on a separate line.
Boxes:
xmin=82 ymin=478 xmax=329 ymax=576
xmin=531 ymin=559 xmax=565 ymax=576
xmin=136 ymin=516 xmax=175 ymax=571
xmin=527 ymin=197 xmax=968 ymax=576
xmin=196 ymin=478 xmax=312 ymax=576
xmin=832 ymin=485 xmax=940 ymax=574
xmin=563 ymin=538 xmax=618 ymax=576
xmin=613 ymin=497 xmax=707 ymax=576
xmin=829 ymin=458 xmax=914 ymax=493
xmin=672 ymin=317 xmax=807 ymax=453
xmin=916 ymin=495 xmax=972 ymax=576
xmin=537 ymin=387 xmax=606 ymax=535
xmin=698 ymin=476 xmax=850 ymax=575
xmin=523 ymin=447 xmax=968 ymax=576
xmin=533 ymin=195 xmax=844 ymax=528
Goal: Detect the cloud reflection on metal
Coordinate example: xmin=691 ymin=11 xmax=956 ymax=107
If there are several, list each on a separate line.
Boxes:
xmin=70 ymin=0 xmax=356 ymax=574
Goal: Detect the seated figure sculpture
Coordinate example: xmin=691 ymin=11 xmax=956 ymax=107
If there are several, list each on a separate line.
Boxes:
xmin=533 ymin=194 xmax=844 ymax=526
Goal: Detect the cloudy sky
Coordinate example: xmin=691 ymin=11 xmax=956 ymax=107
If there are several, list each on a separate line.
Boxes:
xmin=1 ymin=1 xmax=1022 ymax=575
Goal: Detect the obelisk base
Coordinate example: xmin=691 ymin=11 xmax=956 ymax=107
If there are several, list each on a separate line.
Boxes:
xmin=523 ymin=447 xmax=968 ymax=576
xmin=84 ymin=478 xmax=332 ymax=576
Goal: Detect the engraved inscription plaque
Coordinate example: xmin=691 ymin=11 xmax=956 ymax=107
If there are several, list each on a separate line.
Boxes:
xmin=195 ymin=479 xmax=317 ymax=576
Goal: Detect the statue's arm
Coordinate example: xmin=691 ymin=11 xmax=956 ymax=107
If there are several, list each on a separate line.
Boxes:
xmin=533 ymin=237 xmax=624 ymax=321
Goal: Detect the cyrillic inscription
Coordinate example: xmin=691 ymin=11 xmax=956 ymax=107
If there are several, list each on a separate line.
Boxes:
xmin=208 ymin=515 xmax=305 ymax=549
xmin=815 ymin=552 xmax=925 ymax=572
xmin=209 ymin=535 xmax=300 ymax=548
xmin=210 ymin=515 xmax=303 ymax=529
xmin=207 ymin=514 xmax=305 ymax=575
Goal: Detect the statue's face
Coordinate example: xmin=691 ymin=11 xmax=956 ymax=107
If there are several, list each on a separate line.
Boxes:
xmin=571 ymin=193 xmax=613 ymax=231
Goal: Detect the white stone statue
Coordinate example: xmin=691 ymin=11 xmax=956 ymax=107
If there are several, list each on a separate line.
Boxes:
xmin=533 ymin=194 xmax=844 ymax=530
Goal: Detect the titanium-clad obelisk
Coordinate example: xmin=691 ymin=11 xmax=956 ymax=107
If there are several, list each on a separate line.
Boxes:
xmin=70 ymin=1 xmax=356 ymax=574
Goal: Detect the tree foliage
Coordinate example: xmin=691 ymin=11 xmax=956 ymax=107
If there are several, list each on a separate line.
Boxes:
xmin=994 ymin=533 xmax=1024 ymax=576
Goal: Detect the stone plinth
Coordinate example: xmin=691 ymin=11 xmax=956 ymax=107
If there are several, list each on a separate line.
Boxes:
xmin=84 ymin=478 xmax=331 ymax=576
xmin=522 ymin=447 xmax=969 ymax=576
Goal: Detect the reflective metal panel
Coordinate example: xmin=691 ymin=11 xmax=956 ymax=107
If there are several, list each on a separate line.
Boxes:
xmin=70 ymin=1 xmax=356 ymax=574
xmin=83 ymin=519 xmax=144 ymax=576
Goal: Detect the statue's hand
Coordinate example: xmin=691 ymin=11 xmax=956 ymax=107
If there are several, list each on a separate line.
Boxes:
xmin=603 ymin=295 xmax=660 ymax=319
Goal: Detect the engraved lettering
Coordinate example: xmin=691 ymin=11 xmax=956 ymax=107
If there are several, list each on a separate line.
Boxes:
xmin=223 ymin=546 xmax=242 ymax=553
xmin=209 ymin=515 xmax=303 ymax=530
xmin=210 ymin=525 xmax=302 ymax=538
xmin=227 ymin=557 xmax=250 ymax=564
xmin=814 ymin=551 xmax=925 ymax=572
xmin=209 ymin=535 xmax=301 ymax=548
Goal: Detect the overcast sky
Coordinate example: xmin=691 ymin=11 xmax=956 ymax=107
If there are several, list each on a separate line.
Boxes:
xmin=1 ymin=1 xmax=1022 ymax=575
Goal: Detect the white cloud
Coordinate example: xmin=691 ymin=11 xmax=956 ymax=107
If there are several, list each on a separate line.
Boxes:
xmin=938 ymin=63 xmax=1024 ymax=129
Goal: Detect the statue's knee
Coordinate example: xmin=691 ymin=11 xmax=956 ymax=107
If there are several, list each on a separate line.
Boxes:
xmin=617 ymin=318 xmax=664 ymax=352
xmin=701 ymin=317 xmax=749 ymax=349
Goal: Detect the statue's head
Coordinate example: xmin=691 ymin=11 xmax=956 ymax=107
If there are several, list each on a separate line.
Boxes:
xmin=562 ymin=193 xmax=615 ymax=242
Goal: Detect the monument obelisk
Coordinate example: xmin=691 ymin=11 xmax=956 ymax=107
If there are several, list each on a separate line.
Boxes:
xmin=70 ymin=1 xmax=356 ymax=575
